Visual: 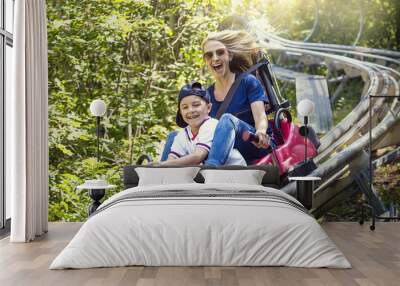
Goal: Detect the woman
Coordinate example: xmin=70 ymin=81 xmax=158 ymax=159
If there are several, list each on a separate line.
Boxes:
xmin=160 ymin=30 xmax=270 ymax=165
xmin=202 ymin=30 xmax=270 ymax=165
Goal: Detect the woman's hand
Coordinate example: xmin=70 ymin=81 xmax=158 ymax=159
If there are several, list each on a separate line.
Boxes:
xmin=250 ymin=101 xmax=269 ymax=149
xmin=253 ymin=130 xmax=270 ymax=149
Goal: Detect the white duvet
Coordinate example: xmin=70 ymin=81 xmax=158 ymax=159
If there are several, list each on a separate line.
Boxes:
xmin=50 ymin=183 xmax=351 ymax=269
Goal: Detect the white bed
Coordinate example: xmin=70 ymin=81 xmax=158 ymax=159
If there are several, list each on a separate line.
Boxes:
xmin=50 ymin=183 xmax=350 ymax=269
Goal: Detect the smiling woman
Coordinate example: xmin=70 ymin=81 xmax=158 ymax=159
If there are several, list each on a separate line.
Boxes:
xmin=202 ymin=30 xmax=259 ymax=74
xmin=159 ymin=30 xmax=271 ymax=166
xmin=201 ymin=30 xmax=271 ymax=166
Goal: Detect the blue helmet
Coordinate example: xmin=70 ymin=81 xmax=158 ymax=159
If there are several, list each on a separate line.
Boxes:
xmin=176 ymin=82 xmax=210 ymax=128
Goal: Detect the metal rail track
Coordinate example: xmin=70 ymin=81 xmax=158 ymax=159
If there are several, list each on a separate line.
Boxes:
xmin=259 ymin=35 xmax=400 ymax=217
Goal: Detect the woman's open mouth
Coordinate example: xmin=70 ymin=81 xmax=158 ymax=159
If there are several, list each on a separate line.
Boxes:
xmin=212 ymin=63 xmax=223 ymax=72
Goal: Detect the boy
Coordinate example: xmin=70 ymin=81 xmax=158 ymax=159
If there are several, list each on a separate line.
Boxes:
xmin=162 ymin=82 xmax=246 ymax=166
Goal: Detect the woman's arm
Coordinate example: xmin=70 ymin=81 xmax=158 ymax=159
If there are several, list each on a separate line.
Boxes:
xmin=250 ymin=101 xmax=269 ymax=148
xmin=161 ymin=148 xmax=208 ymax=166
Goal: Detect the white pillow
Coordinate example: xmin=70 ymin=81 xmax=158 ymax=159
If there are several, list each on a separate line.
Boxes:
xmin=136 ymin=167 xmax=200 ymax=186
xmin=200 ymin=169 xmax=265 ymax=185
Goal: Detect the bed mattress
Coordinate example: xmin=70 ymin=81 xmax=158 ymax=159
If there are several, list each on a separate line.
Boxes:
xmin=50 ymin=183 xmax=350 ymax=269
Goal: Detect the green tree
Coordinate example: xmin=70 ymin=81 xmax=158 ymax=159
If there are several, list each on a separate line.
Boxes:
xmin=47 ymin=0 xmax=223 ymax=221
xmin=47 ymin=0 xmax=400 ymax=221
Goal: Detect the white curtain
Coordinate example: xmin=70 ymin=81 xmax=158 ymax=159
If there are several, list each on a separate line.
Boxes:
xmin=8 ymin=0 xmax=48 ymax=242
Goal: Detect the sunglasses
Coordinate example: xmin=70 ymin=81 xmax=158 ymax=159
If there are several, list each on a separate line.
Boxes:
xmin=203 ymin=48 xmax=227 ymax=60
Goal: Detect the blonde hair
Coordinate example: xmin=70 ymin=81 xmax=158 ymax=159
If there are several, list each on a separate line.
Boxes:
xmin=201 ymin=30 xmax=261 ymax=72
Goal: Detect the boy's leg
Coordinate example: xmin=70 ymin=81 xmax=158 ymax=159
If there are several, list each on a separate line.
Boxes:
xmin=205 ymin=114 xmax=255 ymax=166
xmin=160 ymin=131 xmax=178 ymax=161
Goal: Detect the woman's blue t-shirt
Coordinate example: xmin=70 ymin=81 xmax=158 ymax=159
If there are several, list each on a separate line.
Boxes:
xmin=208 ymin=73 xmax=268 ymax=126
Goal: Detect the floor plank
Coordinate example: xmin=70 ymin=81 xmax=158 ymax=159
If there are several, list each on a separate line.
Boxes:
xmin=0 ymin=222 xmax=399 ymax=286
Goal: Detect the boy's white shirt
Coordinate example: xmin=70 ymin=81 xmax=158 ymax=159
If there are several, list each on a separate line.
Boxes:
xmin=170 ymin=117 xmax=246 ymax=166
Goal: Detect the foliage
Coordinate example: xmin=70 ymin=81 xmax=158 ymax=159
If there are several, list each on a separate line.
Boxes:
xmin=47 ymin=0 xmax=400 ymax=221
xmin=229 ymin=0 xmax=400 ymax=51
xmin=47 ymin=0 xmax=223 ymax=221
xmin=323 ymin=192 xmax=364 ymax=222
xmin=375 ymin=160 xmax=400 ymax=206
xmin=331 ymin=79 xmax=364 ymax=125
xmin=325 ymin=158 xmax=400 ymax=222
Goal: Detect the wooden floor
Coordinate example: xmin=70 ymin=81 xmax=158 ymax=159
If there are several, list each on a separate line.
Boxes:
xmin=0 ymin=222 xmax=399 ymax=286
